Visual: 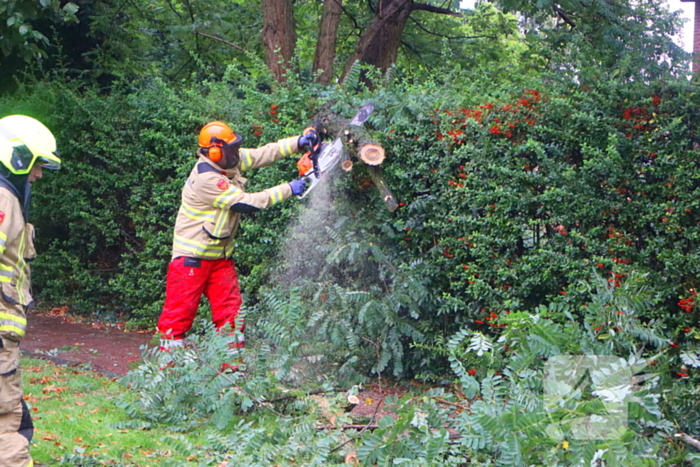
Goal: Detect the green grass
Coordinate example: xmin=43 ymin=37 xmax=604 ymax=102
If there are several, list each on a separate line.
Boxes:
xmin=21 ymin=356 xmax=207 ymax=466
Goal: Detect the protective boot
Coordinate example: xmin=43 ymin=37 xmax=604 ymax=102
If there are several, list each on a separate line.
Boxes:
xmin=157 ymin=338 xmax=196 ymax=368
xmin=221 ymin=333 xmax=245 ymax=374
xmin=159 ymin=337 xmax=185 ymax=352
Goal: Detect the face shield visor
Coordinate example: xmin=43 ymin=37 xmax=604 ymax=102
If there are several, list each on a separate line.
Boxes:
xmin=221 ymin=135 xmax=243 ymax=169
xmin=37 ymin=153 xmax=62 ymax=171
xmin=210 ymin=134 xmax=243 ymax=169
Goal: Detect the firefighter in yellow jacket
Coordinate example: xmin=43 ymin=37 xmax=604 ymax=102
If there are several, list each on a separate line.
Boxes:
xmin=0 ymin=115 xmax=61 ymax=467
xmin=157 ymin=121 xmax=317 ymax=358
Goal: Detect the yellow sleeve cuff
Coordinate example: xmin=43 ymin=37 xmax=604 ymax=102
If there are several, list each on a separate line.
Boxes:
xmin=266 ymin=183 xmax=293 ymax=205
xmin=278 ymin=136 xmax=300 ymax=157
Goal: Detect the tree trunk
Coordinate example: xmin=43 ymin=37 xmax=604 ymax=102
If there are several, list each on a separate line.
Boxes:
xmin=262 ymin=0 xmax=297 ymax=83
xmin=340 ymin=0 xmax=414 ymax=84
xmin=313 ymin=0 xmax=343 ymax=84
xmin=339 ymin=0 xmax=460 ymax=86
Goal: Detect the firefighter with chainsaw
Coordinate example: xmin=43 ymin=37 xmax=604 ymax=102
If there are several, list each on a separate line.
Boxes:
xmin=156 ymin=121 xmax=319 ymax=364
xmin=0 ymin=115 xmax=62 ymax=467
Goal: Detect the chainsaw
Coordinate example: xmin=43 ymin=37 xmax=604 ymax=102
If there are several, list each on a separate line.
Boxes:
xmin=296 ymin=103 xmax=375 ymax=198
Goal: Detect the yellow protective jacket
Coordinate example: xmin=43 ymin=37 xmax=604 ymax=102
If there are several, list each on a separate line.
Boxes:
xmin=171 ymin=135 xmax=300 ymax=260
xmin=0 ymin=187 xmax=35 ymax=342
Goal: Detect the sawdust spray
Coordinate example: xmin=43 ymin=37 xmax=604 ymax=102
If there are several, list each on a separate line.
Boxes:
xmin=269 ymin=170 xmax=354 ymax=385
xmin=275 ymin=173 xmax=339 ymax=286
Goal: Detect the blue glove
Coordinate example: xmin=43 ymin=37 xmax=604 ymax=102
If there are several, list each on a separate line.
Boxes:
xmin=298 ymin=130 xmax=320 ymax=150
xmin=289 ymin=179 xmax=307 ymax=196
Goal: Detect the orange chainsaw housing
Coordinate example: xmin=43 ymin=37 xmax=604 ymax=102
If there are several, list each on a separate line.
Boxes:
xmin=297 ymin=126 xmax=319 ymax=177
xmin=297 ymin=151 xmax=313 ymax=177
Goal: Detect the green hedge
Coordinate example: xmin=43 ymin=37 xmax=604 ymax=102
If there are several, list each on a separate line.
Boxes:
xmin=373 ymin=73 xmax=700 ymax=339
xmin=2 ymin=67 xmax=700 ymax=379
xmin=0 ymin=69 xmax=329 ymax=323
xmin=5 ymin=60 xmax=700 ymax=464
xmin=251 ymin=70 xmax=700 ymax=379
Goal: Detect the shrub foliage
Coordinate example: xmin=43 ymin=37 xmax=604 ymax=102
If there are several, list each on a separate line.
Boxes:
xmin=3 ymin=36 xmax=700 ymax=464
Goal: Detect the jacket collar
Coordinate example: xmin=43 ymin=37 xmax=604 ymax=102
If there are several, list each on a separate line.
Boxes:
xmin=196 ymin=153 xmax=245 ymax=183
xmin=0 ymin=172 xmax=30 ymax=221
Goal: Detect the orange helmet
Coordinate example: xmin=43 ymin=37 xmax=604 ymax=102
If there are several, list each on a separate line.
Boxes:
xmin=198 ymin=121 xmax=242 ymax=163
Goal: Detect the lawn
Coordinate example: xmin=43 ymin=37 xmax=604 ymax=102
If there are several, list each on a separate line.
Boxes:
xmin=22 ymin=356 xmax=206 ymax=466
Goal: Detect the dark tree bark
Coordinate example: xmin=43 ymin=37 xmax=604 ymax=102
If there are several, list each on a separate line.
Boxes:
xmin=339 ymin=0 xmax=460 ymax=85
xmin=262 ymin=0 xmax=297 ymax=83
xmin=342 ymin=0 xmax=413 ymax=82
xmin=313 ymin=0 xmax=344 ymax=84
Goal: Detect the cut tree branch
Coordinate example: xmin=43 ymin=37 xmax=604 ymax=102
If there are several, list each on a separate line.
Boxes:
xmin=267 ymin=388 xmax=344 ymax=404
xmin=318 ymin=424 xmax=380 ymax=430
xmin=188 ymin=342 xmax=285 ymax=417
xmin=368 ymin=166 xmax=399 ymax=212
xmin=329 ymin=389 xmax=384 ymax=454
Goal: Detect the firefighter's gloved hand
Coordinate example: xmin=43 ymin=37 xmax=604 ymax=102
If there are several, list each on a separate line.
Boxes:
xmin=289 ymin=179 xmax=307 ymax=196
xmin=298 ymin=131 xmax=320 ymax=151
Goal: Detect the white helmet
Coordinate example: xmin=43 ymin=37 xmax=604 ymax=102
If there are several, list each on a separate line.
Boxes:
xmin=0 ymin=115 xmax=61 ymax=175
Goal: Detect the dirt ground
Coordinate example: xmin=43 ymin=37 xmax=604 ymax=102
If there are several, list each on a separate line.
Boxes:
xmin=21 ymin=306 xmax=154 ymax=377
xmin=20 ymin=307 xmax=408 ymax=419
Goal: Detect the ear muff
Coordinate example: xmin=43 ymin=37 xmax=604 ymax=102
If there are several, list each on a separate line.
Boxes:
xmin=199 ymin=121 xmax=238 ymax=164
xmin=209 ymin=145 xmax=223 ymax=162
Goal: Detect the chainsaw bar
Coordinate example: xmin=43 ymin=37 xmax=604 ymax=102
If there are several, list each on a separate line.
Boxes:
xmin=297 ymin=103 xmax=375 ymax=199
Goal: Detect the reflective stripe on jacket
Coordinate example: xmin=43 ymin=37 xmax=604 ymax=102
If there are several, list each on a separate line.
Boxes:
xmin=171 ymin=136 xmax=299 ymax=260
xmin=0 ymin=187 xmax=35 ymax=340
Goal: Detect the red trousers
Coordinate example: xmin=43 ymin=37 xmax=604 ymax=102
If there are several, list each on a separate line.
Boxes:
xmin=157 ymin=257 xmax=243 ymax=340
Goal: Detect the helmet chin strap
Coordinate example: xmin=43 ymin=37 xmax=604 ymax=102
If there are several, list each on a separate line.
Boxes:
xmin=0 ymin=165 xmax=30 ymax=221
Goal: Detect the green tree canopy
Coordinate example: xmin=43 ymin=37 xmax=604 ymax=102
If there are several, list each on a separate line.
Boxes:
xmin=0 ymin=0 xmax=78 ymax=91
